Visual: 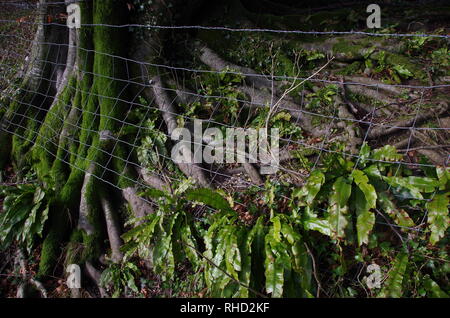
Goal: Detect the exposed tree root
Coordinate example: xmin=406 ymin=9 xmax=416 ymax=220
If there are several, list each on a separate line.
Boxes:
xmin=123 ymin=187 xmax=155 ymax=220
xmin=138 ymin=167 xmax=172 ymax=192
xmin=100 ymin=195 xmax=124 ymax=264
xmin=344 ymin=76 xmax=405 ymax=96
xmin=151 ymin=75 xmax=211 ymax=188
xmin=240 ymin=85 xmax=330 ymax=137
xmin=198 ymin=45 xmax=277 ymax=92
xmin=368 ymin=101 xmax=448 ymax=139
xmin=243 ymin=162 xmax=264 ymax=185
xmin=85 ymin=261 xmax=108 ymax=298
xmin=15 ymin=249 xmax=47 ymax=298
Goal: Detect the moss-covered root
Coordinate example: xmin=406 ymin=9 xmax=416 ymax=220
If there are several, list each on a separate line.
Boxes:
xmin=78 ymin=162 xmax=105 ymax=262
xmin=37 ymin=201 xmax=70 ymax=278
xmin=32 ymin=77 xmax=77 ymax=186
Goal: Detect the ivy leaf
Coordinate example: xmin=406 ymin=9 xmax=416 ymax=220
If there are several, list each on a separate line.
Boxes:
xmin=426 ymin=193 xmax=450 ymax=245
xmin=380 ymin=252 xmax=409 ymax=298
xmin=271 ymin=216 xmax=282 ymax=243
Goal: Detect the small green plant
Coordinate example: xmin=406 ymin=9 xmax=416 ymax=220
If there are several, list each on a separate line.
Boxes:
xmin=293 ymin=143 xmax=449 ymax=246
xmin=405 ymin=36 xmax=430 ymax=55
xmin=199 ymin=68 xmax=245 ymax=124
xmin=122 ymin=186 xmax=313 ymax=297
xmin=137 ymin=117 xmax=175 ymax=174
xmin=431 ymin=48 xmax=450 ymax=67
xmin=306 ymin=84 xmax=338 ymax=110
xmin=0 ymin=183 xmax=50 ymax=252
xmin=251 ymin=109 xmax=303 ymax=139
xmin=100 ymin=261 xmax=140 ymax=298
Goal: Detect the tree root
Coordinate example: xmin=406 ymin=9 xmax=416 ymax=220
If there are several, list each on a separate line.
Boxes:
xmin=344 ymin=76 xmax=405 ymax=96
xmin=123 ymin=187 xmax=155 ymax=220
xmin=198 ymin=45 xmax=277 ymax=92
xmin=368 ymin=101 xmax=448 ymax=139
xmin=138 ymin=167 xmax=172 ymax=192
xmin=417 ymin=149 xmax=447 ymax=166
xmin=100 ymin=195 xmax=124 ymax=264
xmin=15 ymin=249 xmax=47 ymax=298
xmin=243 ymin=162 xmax=264 ymax=185
xmin=85 ymin=261 xmax=108 ymax=298
xmin=333 ymin=94 xmax=362 ymax=154
xmin=345 ymin=84 xmax=397 ymax=105
xmin=239 ymin=85 xmax=330 ymax=137
xmin=78 ymin=163 xmax=97 ymax=236
xmin=150 ymin=75 xmax=211 ymax=188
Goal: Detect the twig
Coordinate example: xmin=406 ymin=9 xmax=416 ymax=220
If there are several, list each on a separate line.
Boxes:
xmin=375 ymin=209 xmax=405 ymax=244
xmin=304 ymin=242 xmax=326 ymax=298
xmin=398 ymin=144 xmax=450 ymax=152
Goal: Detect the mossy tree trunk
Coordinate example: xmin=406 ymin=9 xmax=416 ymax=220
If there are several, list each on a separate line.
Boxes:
xmin=1 ymin=0 xmax=206 ymax=285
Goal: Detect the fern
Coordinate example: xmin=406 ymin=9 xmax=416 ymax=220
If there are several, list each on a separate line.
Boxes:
xmin=379 ymin=252 xmax=409 ymax=298
xmin=0 ymin=184 xmax=50 ymax=252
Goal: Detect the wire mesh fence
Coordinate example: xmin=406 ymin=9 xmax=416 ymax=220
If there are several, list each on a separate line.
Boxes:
xmin=0 ymin=1 xmax=449 ymax=235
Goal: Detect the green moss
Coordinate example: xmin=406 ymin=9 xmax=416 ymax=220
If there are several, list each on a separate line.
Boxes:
xmin=32 ymin=77 xmax=76 ymax=187
xmin=347 ymin=91 xmax=385 ymax=108
xmin=37 ymin=201 xmax=69 ymax=278
xmin=336 ymin=61 xmax=363 ymax=75
xmin=332 ymin=41 xmax=368 ymax=61
xmin=65 ymin=229 xmax=84 ymax=266
xmin=112 ymin=143 xmax=136 ymax=189
xmin=81 ymin=176 xmax=105 ymax=262
xmin=93 ymin=0 xmax=128 ymax=132
xmin=384 ymin=52 xmax=427 ymax=81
